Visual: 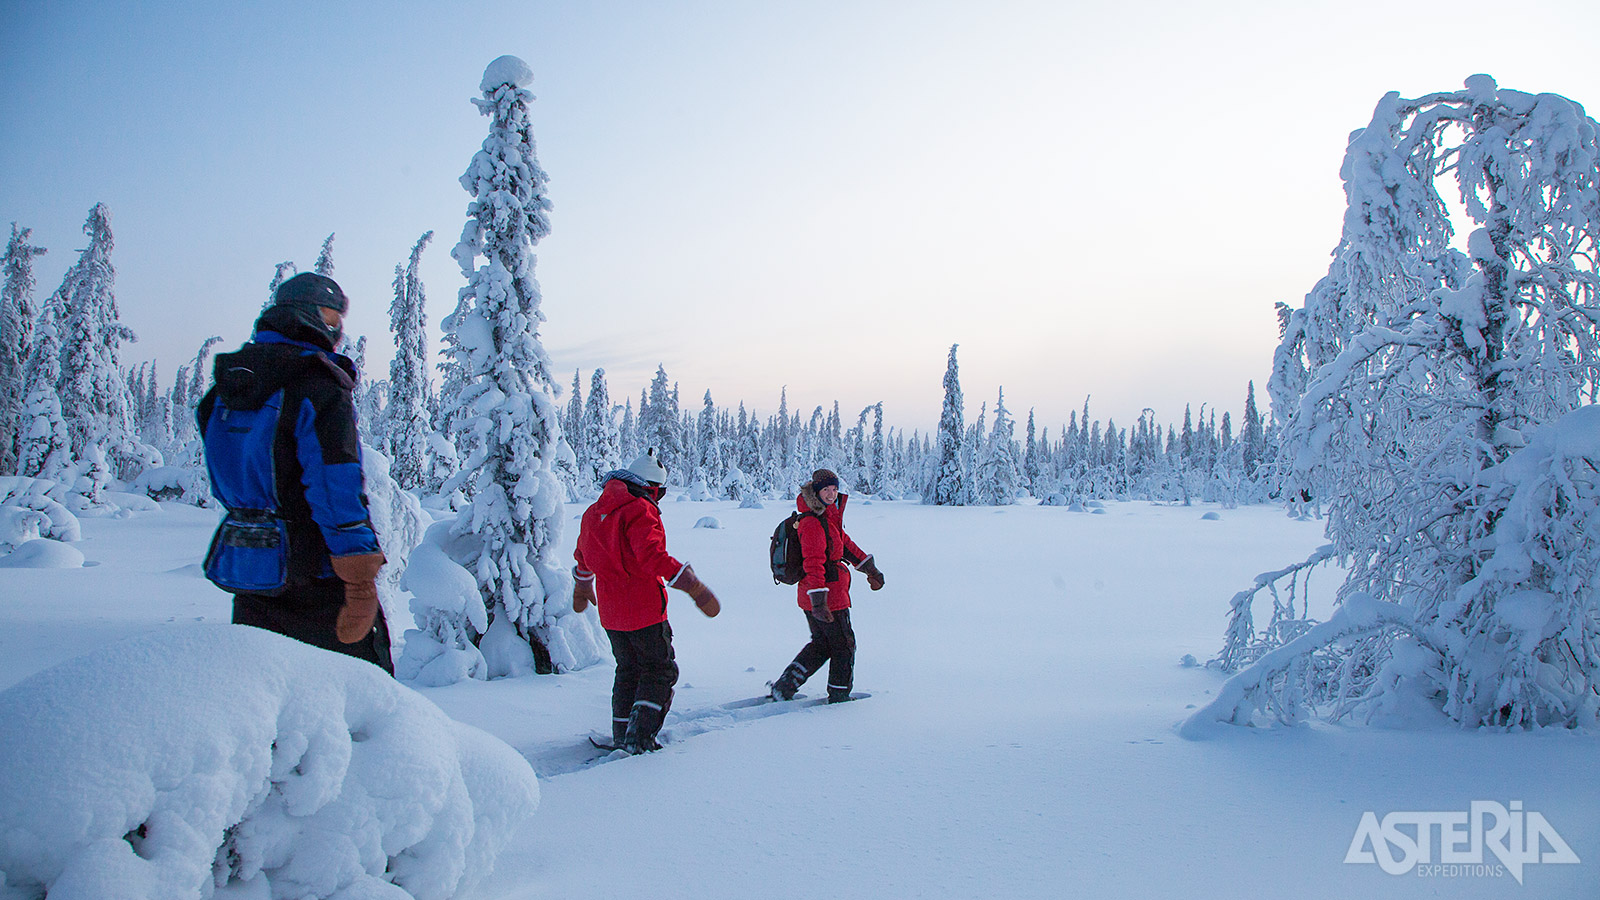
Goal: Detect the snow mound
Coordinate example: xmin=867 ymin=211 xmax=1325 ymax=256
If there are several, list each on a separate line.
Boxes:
xmin=106 ymin=491 xmax=161 ymax=513
xmin=693 ymin=516 xmax=721 ymax=529
xmin=1200 ymin=511 xmax=1221 ymax=521
xmin=480 ymin=55 xmax=533 ymax=92
xmin=738 ymin=496 xmax=764 ymax=510
xmin=0 ymin=624 xmax=538 ymax=900
xmin=0 ymin=538 xmax=84 ymax=569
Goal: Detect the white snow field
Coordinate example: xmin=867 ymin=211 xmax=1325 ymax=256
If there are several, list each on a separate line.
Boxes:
xmin=1 ymin=499 xmax=1595 ymax=899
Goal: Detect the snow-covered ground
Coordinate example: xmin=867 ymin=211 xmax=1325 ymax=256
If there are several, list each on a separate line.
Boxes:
xmin=2 ymin=498 xmax=1594 ymax=898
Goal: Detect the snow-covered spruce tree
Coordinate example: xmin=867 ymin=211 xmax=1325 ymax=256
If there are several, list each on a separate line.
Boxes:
xmin=975 ymin=387 xmax=1021 ymax=505
xmin=1197 ymin=77 xmax=1600 ymax=732
xmin=167 ymin=337 xmax=221 ymax=469
xmin=313 ymin=232 xmax=335 ymax=277
xmin=265 ymin=261 xmax=297 ymax=311
xmin=427 ymin=55 xmax=603 ymax=678
xmin=870 ymin=403 xmax=887 ymax=496
xmin=962 ymin=402 xmax=985 ymax=504
xmin=1 ymin=225 xmax=47 ymax=475
xmin=549 ymin=371 xmax=585 ymax=500
xmin=846 ymin=406 xmax=870 ymax=493
xmin=17 ymin=294 xmax=70 ymax=481
xmin=616 ymin=396 xmax=635 ymax=462
xmin=563 ymin=369 xmax=583 ymax=462
xmin=821 ymin=401 xmax=844 ymax=473
xmin=695 ymin=389 xmax=723 ymax=494
xmin=927 ymin=343 xmax=967 ymax=505
xmin=384 ymin=230 xmax=435 ymax=491
xmin=53 ymin=203 xmax=146 ymax=494
xmin=639 ymin=365 xmax=683 ymax=481
xmin=578 ymin=367 xmax=620 ymax=486
xmin=349 ymin=336 xmax=386 ymax=439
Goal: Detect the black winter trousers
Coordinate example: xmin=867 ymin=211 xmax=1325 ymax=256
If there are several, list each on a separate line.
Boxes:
xmin=778 ymin=609 xmax=855 ymax=701
xmin=233 ymin=576 xmax=394 ymax=675
xmin=607 ymin=621 xmax=679 ymax=742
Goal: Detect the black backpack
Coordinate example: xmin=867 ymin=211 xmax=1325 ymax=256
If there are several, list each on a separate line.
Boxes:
xmin=769 ymin=510 xmax=828 ymax=584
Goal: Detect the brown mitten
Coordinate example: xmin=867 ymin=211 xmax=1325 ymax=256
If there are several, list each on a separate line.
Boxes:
xmin=857 ymin=555 xmax=885 ymax=591
xmin=331 ymin=552 xmax=387 ymax=644
xmin=807 ymin=588 xmax=833 ymax=623
xmin=572 ymin=566 xmax=596 ymax=613
xmin=670 ymin=564 xmax=721 ymax=618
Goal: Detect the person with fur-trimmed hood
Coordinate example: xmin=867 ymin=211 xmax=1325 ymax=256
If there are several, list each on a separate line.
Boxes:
xmin=572 ymin=449 xmax=721 ymax=754
xmin=768 ymin=469 xmax=885 ymax=703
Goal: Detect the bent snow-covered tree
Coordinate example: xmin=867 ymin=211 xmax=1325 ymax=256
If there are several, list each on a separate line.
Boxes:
xmin=1199 ymin=76 xmax=1600 ymax=732
xmin=53 ymin=204 xmax=147 ymax=496
xmin=431 ymin=56 xmax=604 ymax=677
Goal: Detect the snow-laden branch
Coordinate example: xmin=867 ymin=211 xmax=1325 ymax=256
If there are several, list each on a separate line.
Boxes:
xmin=1211 ymin=543 xmax=1336 ymax=672
xmin=1183 ymin=593 xmax=1413 ymax=739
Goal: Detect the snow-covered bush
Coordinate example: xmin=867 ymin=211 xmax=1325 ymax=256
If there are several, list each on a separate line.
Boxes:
xmin=129 ymin=465 xmax=211 ymax=506
xmin=0 ymin=624 xmax=538 ymax=900
xmin=0 ymin=476 xmax=81 ymax=542
xmin=361 ymin=442 xmax=426 ymax=668
xmin=0 ymin=505 xmax=47 ymax=549
xmin=398 ymin=523 xmax=489 ymax=686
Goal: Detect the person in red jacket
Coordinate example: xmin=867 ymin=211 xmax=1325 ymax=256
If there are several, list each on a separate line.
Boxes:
xmin=572 ymin=449 xmax=721 ymax=754
xmin=768 ymin=469 xmax=885 ymax=703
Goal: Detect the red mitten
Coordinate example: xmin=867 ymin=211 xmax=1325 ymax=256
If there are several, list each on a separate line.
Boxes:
xmin=572 ymin=566 xmax=596 ymax=613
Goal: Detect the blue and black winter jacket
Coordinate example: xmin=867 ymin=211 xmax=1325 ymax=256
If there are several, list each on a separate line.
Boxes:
xmin=198 ymin=313 xmax=380 ymax=593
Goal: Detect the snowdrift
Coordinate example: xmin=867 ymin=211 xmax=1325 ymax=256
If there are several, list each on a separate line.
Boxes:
xmin=0 ymin=624 xmax=538 ymax=900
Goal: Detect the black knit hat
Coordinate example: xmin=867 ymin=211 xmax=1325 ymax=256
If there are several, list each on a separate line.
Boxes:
xmin=810 ymin=469 xmax=840 ymax=491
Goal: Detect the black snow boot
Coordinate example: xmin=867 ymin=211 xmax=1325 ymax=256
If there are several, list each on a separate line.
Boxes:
xmin=621 ymin=701 xmax=665 ymax=755
xmin=769 ymin=662 xmax=808 ymax=701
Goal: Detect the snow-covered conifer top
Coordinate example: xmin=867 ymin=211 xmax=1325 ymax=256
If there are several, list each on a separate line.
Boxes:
xmin=481 ymin=55 xmax=534 ymax=92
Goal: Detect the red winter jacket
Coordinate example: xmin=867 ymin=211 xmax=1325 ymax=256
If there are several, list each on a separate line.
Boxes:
xmin=574 ymin=478 xmax=687 ymax=632
xmin=795 ymin=488 xmax=868 ymax=613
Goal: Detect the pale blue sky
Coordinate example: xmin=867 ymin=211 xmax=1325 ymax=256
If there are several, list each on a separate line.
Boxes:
xmin=5 ymin=1 xmax=1598 ymax=434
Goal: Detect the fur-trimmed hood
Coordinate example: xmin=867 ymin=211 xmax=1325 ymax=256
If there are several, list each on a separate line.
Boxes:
xmin=798 ymin=481 xmax=848 ymax=515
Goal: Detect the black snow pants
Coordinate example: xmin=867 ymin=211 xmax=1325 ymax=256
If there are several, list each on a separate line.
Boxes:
xmin=607 ymin=621 xmax=679 ymax=744
xmin=234 ymin=576 xmax=393 ymax=675
xmin=776 ymin=608 xmax=855 ymax=702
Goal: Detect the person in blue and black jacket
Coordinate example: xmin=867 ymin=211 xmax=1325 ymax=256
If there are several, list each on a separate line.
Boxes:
xmin=198 ymin=272 xmax=391 ymax=672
